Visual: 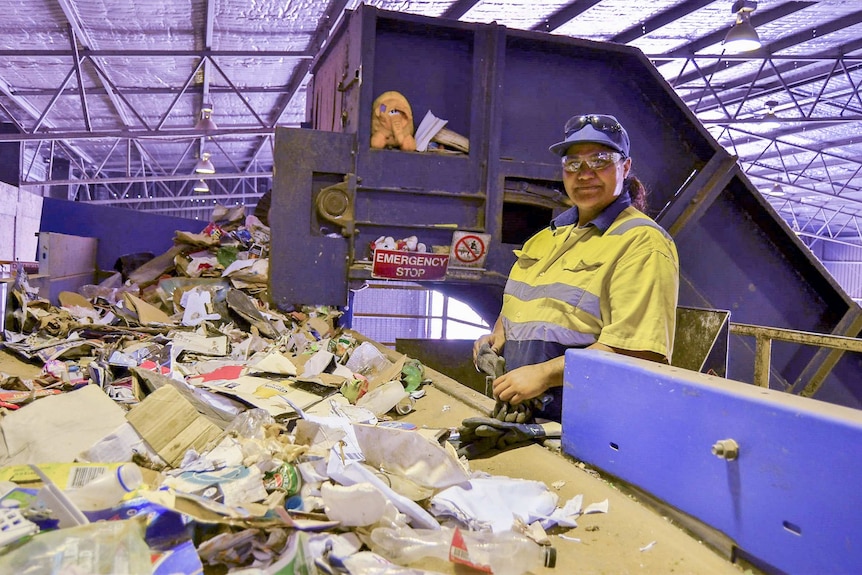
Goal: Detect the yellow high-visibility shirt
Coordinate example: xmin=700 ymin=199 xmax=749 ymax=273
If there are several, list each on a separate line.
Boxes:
xmin=502 ymin=203 xmax=679 ymax=370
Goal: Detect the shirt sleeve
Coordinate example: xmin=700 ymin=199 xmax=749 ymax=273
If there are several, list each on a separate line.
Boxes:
xmin=597 ymin=230 xmax=680 ymax=359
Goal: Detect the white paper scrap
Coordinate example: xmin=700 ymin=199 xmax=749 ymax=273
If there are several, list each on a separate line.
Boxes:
xmin=301 ymin=349 xmax=335 ymax=378
xmin=584 ymin=498 xmax=610 ymax=514
xmin=414 ymin=110 xmax=448 ymax=152
xmin=221 ymin=259 xmax=257 ymax=276
xmin=77 ymin=422 xmax=164 ymax=466
xmin=559 ymin=534 xmax=582 ymax=543
xmin=180 ymin=289 xmax=221 ymax=326
xmin=304 ymin=412 xmax=365 ymax=463
xmin=537 ymin=493 xmax=583 ymax=529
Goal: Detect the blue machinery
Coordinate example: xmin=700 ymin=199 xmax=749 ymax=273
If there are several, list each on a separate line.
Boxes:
xmin=269 ymin=5 xmax=861 ymax=407
xmin=562 ymin=349 xmax=862 ymax=574
xmin=267 ymin=8 xmax=862 ymax=572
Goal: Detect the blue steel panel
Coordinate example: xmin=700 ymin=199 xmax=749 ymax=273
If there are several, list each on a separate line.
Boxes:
xmin=40 ymin=198 xmax=201 ymax=272
xmin=561 ymin=349 xmax=862 ymax=575
xmin=269 ymin=128 xmax=355 ymax=309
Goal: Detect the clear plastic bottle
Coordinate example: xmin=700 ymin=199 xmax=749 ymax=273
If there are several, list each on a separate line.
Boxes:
xmin=356 ymin=380 xmax=409 ymax=416
xmin=369 ymin=525 xmax=556 ymax=575
xmin=64 ymin=463 xmax=143 ymax=511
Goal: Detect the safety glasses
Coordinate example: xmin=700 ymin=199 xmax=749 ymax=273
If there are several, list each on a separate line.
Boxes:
xmin=563 ymin=114 xmax=624 ymax=138
xmin=561 ymin=151 xmax=623 ymax=173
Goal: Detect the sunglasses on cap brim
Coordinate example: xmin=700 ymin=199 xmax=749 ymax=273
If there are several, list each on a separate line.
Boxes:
xmin=564 ymin=114 xmax=624 ymax=138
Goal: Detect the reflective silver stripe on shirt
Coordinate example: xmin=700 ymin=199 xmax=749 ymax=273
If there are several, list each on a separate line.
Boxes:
xmin=608 ymin=217 xmax=672 ymax=240
xmin=505 ymin=278 xmax=601 ymax=319
xmin=503 ymin=317 xmax=598 ymax=347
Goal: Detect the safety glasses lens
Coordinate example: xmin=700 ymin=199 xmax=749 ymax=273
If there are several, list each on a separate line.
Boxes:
xmin=561 ymin=152 xmax=622 ymax=172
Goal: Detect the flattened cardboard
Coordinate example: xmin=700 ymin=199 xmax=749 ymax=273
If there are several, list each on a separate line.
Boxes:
xmin=127 ymin=245 xmax=185 ymax=286
xmin=126 ymin=385 xmax=222 ymax=467
xmin=306 ymin=316 xmax=334 ymax=339
xmin=123 ymin=292 xmax=173 ymax=326
xmin=368 ymin=354 xmax=407 ymax=390
xmin=58 ymin=291 xmax=94 ymax=310
xmin=169 ymin=331 xmax=228 ymax=355
xmin=249 ymin=351 xmax=297 ymax=376
xmin=131 ymin=367 xmax=239 ymax=429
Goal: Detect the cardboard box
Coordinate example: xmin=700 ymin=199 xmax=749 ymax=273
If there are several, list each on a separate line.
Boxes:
xmin=33 ymin=232 xmax=98 ymax=305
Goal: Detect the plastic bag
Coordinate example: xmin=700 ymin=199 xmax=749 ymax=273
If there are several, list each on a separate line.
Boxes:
xmin=224 ymin=407 xmax=276 ymax=440
xmin=0 ymin=518 xmax=152 ymax=574
xmin=344 ymin=341 xmax=391 ymax=376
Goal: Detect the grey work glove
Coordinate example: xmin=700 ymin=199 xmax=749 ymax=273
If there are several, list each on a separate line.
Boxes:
xmin=491 ymin=397 xmax=546 ymax=424
xmin=475 ymin=343 xmax=528 ymax=422
xmin=456 ymin=417 xmax=562 ymax=459
xmin=474 ymin=342 xmax=505 ymax=378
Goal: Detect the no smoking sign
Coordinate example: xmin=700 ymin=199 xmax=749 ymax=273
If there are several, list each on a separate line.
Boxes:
xmin=449 ymin=231 xmax=491 ymax=268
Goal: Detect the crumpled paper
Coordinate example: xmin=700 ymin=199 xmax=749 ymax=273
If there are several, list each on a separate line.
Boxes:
xmin=429 ymin=474 xmax=559 ymax=532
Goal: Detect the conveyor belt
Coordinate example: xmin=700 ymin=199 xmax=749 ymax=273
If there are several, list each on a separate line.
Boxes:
xmin=362 ymin=335 xmax=747 ymax=575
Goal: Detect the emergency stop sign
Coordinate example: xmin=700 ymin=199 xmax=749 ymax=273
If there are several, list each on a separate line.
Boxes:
xmin=372 ymin=249 xmax=450 ymax=280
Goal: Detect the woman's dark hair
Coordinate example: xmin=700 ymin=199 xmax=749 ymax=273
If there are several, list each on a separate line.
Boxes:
xmin=624 ymin=175 xmax=648 ymax=212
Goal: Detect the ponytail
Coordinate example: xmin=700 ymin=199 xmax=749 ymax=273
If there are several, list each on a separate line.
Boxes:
xmin=624 ymin=176 xmax=648 ymax=213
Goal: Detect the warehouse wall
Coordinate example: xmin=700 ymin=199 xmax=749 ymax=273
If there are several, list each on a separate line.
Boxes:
xmin=0 ymin=183 xmax=41 ymax=263
xmin=810 ymin=242 xmax=862 ymax=304
xmin=39 ymin=198 xmax=202 ymax=273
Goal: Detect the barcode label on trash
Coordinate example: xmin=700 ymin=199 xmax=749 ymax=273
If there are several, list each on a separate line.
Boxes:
xmin=68 ymin=466 xmax=107 ymax=488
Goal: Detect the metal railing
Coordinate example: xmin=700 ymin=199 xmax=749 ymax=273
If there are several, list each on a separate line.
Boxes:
xmin=730 ymin=323 xmax=862 ymax=396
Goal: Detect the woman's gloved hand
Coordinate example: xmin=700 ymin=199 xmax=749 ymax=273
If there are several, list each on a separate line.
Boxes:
xmin=473 ymin=341 xmax=505 ymax=375
xmin=491 ymin=398 xmax=543 ymax=423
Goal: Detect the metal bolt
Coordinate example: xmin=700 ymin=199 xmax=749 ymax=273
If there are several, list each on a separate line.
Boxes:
xmin=711 ymin=438 xmax=739 ymax=461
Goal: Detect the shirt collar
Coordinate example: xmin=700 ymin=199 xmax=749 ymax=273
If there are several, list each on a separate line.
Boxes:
xmin=551 ymin=191 xmax=632 ymax=233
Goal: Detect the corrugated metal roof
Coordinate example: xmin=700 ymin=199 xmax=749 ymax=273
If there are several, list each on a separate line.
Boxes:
xmin=0 ymin=0 xmax=860 ymax=246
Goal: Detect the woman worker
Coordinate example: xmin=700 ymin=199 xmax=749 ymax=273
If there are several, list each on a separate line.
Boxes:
xmin=474 ymin=114 xmax=679 ymax=422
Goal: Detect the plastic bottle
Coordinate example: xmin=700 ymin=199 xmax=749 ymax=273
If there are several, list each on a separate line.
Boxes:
xmin=369 ymin=525 xmax=556 ymax=575
xmin=64 ymin=463 xmax=144 ymax=511
xmin=356 ymin=380 xmax=409 ymax=417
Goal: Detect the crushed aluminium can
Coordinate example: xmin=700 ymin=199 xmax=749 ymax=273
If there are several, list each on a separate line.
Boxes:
xmin=263 ymin=463 xmax=301 ymax=497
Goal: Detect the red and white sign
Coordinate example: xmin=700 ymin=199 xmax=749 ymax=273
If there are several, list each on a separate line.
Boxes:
xmin=450 ymin=231 xmax=491 ymax=268
xmin=372 ymin=249 xmax=450 ymax=281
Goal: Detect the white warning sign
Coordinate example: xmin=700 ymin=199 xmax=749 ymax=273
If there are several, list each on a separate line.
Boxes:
xmin=450 ymin=231 xmax=491 ymax=268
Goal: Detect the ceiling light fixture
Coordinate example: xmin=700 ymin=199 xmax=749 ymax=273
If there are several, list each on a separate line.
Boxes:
xmin=193 ymin=179 xmax=210 ymax=193
xmin=195 ymin=102 xmax=218 ymax=132
xmin=763 ymin=100 xmax=780 ymax=129
xmin=765 ymin=182 xmax=785 ymax=196
xmin=723 ymin=0 xmax=762 ymax=54
xmin=194 ymin=151 xmax=215 ymax=174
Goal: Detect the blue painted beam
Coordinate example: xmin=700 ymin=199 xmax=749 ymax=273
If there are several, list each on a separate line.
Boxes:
xmin=561 ymin=349 xmax=862 ymax=574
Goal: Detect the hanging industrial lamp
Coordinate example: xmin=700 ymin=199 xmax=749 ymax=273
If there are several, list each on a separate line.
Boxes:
xmin=762 ymin=100 xmax=780 ymax=129
xmin=723 ymin=0 xmax=762 ymax=54
xmin=765 ymin=182 xmax=784 ymax=196
xmin=195 ymin=102 xmax=218 ymax=132
xmin=193 ymin=179 xmax=210 ymax=193
xmin=194 ymin=151 xmax=215 ymax=174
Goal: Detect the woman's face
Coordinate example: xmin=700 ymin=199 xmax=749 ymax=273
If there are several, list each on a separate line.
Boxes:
xmin=561 ymin=142 xmax=631 ymax=221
